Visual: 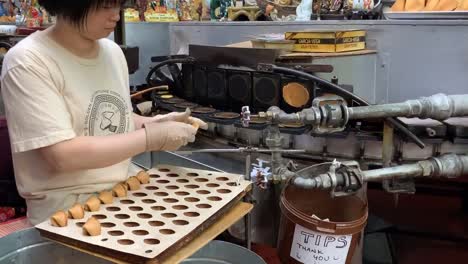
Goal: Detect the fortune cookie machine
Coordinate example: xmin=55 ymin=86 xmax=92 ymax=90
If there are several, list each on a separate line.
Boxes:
xmin=143 ymin=44 xmax=468 ymax=262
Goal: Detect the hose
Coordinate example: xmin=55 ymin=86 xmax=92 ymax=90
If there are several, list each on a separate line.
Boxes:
xmin=145 ymin=57 xmax=195 ymax=86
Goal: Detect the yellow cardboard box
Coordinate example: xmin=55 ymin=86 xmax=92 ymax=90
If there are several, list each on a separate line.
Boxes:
xmin=285 ymin=30 xmax=366 ymax=53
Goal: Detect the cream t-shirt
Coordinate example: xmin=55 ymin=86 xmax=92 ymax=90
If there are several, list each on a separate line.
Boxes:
xmin=1 ymin=30 xmax=135 ymax=225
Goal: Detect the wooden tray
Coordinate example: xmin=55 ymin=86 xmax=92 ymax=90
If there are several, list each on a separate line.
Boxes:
xmin=36 ymin=166 xmax=252 ymax=264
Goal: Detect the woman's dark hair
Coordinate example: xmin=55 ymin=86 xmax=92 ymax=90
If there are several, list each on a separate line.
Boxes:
xmin=38 ymin=0 xmax=126 ymax=27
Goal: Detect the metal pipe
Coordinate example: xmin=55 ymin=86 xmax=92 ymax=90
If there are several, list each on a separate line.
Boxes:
xmin=174 ymin=148 xmax=306 ymax=155
xmin=348 ymin=94 xmax=468 ymax=121
xmin=292 ymin=154 xmax=468 ymax=193
xmin=362 ymin=164 xmax=424 ymax=181
xmin=244 ymin=154 xmax=252 ymax=250
xmin=348 ymin=103 xmax=411 ymax=120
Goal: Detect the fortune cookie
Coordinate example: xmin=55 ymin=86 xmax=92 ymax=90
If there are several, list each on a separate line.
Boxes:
xmin=112 ymin=183 xmax=128 ymax=197
xmin=456 ymin=0 xmax=468 ymax=10
xmin=126 ymin=176 xmax=141 ymax=191
xmin=282 ymin=82 xmax=310 ymax=108
xmin=391 ymin=0 xmax=406 ymax=11
xmin=434 ymin=0 xmax=458 ymax=10
xmin=120 ymin=181 xmax=129 ymax=190
xmin=68 ymin=203 xmax=85 ymax=219
xmin=98 ymin=191 xmax=113 ymax=204
xmin=50 ymin=210 xmax=68 ymax=227
xmin=84 ymin=196 xmax=101 ymax=212
xmin=405 ymin=0 xmax=425 ymax=11
xmin=423 ymin=0 xmax=440 ymax=10
xmin=83 ymin=217 xmax=101 ymax=236
xmin=136 ymin=170 xmax=150 ymax=184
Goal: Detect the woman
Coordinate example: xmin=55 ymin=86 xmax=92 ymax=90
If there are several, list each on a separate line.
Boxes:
xmin=1 ymin=0 xmax=207 ymax=225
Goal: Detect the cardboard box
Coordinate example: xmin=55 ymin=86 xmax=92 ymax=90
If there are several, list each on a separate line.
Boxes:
xmin=285 ymin=30 xmax=366 ymax=53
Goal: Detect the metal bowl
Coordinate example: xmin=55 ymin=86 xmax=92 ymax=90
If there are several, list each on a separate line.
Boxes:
xmin=181 ymin=240 xmax=266 ymax=264
xmin=0 ymin=228 xmax=265 ymax=264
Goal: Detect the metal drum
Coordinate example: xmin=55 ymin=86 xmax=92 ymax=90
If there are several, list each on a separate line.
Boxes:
xmin=0 ymin=228 xmax=265 ymax=264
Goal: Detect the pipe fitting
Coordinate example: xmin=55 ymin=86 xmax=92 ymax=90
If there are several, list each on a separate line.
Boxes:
xmin=431 ymin=154 xmax=468 ymax=178
xmin=406 ymin=93 xmax=468 ymax=120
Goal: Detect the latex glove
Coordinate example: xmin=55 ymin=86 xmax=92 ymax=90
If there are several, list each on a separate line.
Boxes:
xmin=144 ymin=121 xmax=198 ymax=151
xmin=152 ymin=108 xmax=208 ymax=130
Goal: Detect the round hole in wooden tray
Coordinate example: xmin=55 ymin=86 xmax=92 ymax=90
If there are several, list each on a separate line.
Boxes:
xmin=142 ymin=199 xmax=156 ymax=204
xmin=133 ymin=192 xmax=148 ymax=197
xmin=132 ymin=230 xmax=149 ymax=236
xmin=149 ymin=221 xmax=165 ymax=227
xmin=161 ymin=213 xmax=177 ymax=218
xmin=172 ymin=205 xmax=188 ymax=210
xmin=173 ymin=220 xmax=189 ymax=226
xmin=208 ymin=196 xmax=222 ymax=202
xmin=217 ymin=189 xmax=232 ymax=194
xmin=156 ymin=180 xmax=170 ymax=184
xmin=216 ymin=177 xmax=229 ymax=181
xmin=196 ymin=204 xmax=212 ymax=209
xmin=160 ymin=229 xmax=176 ymax=235
xmin=106 ymin=207 xmax=121 ymax=212
xmin=76 ymin=222 xmax=85 ymax=228
xmin=196 ymin=190 xmax=211 ymax=195
xmin=145 ymin=186 xmax=159 ymax=191
xmin=227 ymin=182 xmax=238 ymax=187
xmin=151 ymin=206 xmax=166 ymax=211
xmin=185 ymin=184 xmax=200 ymax=189
xmin=176 ymin=179 xmax=189 ymax=183
xmin=195 ymin=178 xmax=209 ymax=183
xmin=120 ymin=199 xmax=135 ymax=204
xmin=137 ymin=213 xmax=152 ymax=219
xmin=115 ymin=214 xmax=130 ymax=219
xmin=92 ymin=214 xmax=107 ymax=220
xmin=150 ymin=174 xmax=160 ymax=179
xmin=166 ymin=185 xmax=179 ymax=190
xmin=124 ymin=222 xmax=140 ymax=227
xmin=184 ymin=212 xmax=200 ymax=217
xmin=207 ymin=183 xmax=220 ymax=188
xmin=163 ymin=198 xmax=179 ymax=203
xmin=154 ymin=192 xmax=169 ymax=197
xmin=167 ymin=173 xmax=179 ymax=178
xmin=101 ymin=238 xmax=108 ymax=242
xmin=159 ymin=168 xmax=170 ymax=172
xmin=129 ymin=206 xmax=143 ymax=211
xmin=184 ymin=197 xmax=200 ymax=203
xmin=108 ymin=230 xmax=124 ymax=236
xmin=118 ymin=239 xmax=134 ymax=245
xmin=145 ymin=250 xmax=153 ymax=254
xmin=187 ymin=173 xmax=199 ymax=177
xmin=175 ymin=191 xmax=189 ymax=196
xmin=144 ymin=238 xmax=160 ymax=245
xmin=102 ymin=222 xmax=116 ymax=228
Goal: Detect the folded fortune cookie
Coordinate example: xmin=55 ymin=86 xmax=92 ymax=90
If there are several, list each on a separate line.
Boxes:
xmin=83 ymin=217 xmax=101 ymax=236
xmin=50 ymin=210 xmax=68 ymax=227
xmin=112 ymin=183 xmax=127 ymax=197
xmin=98 ymin=191 xmax=113 ymax=204
xmin=84 ymin=196 xmax=101 ymax=212
xmin=136 ymin=170 xmax=150 ymax=184
xmin=126 ymin=176 xmax=141 ymax=191
xmin=68 ymin=203 xmax=85 ymax=219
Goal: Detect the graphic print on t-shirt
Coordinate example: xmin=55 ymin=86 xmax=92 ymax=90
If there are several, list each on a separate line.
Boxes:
xmin=85 ymin=90 xmax=130 ymax=136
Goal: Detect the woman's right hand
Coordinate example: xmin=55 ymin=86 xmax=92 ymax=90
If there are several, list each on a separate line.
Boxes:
xmin=143 ymin=121 xmax=198 ymax=151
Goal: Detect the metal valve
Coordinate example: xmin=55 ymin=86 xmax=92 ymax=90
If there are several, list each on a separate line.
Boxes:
xmin=241 ymin=106 xmax=251 ymax=127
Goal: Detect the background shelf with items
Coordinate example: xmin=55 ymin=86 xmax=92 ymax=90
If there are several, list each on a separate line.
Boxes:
xmin=384 ymin=0 xmax=468 ymax=19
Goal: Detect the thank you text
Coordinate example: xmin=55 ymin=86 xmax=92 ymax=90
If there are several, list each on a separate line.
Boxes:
xmin=290 ymin=224 xmax=351 ymax=264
